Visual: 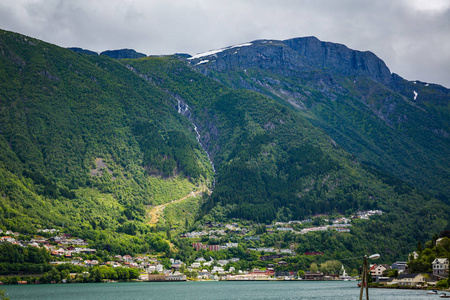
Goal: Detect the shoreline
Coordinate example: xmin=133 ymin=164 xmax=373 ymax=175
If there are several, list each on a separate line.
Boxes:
xmin=369 ymin=284 xmax=450 ymax=292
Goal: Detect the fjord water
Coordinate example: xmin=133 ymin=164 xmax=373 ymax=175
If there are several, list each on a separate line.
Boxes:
xmin=4 ymin=281 xmax=432 ymax=300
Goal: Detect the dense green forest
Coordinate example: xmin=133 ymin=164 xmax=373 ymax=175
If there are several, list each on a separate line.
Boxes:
xmin=0 ymin=29 xmax=212 ymax=254
xmin=0 ymin=29 xmax=448 ymax=263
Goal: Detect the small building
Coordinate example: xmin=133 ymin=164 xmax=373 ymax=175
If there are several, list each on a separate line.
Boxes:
xmin=275 ymin=271 xmax=295 ymax=278
xmin=391 ymin=261 xmax=407 ymax=273
xmin=377 ymin=277 xmax=394 ymax=285
xmin=166 ymin=272 xmax=186 ymax=281
xmin=249 ymin=268 xmax=274 ymax=277
xmin=147 ymin=274 xmax=167 ymax=282
xmin=395 ymin=273 xmax=427 ymax=287
xmin=212 ymin=266 xmax=225 ymax=274
xmin=371 ymin=264 xmax=390 ymax=278
xmin=432 ymin=258 xmax=449 ymax=277
xmin=198 ymin=269 xmax=212 ymax=279
xmin=171 ymin=260 xmax=182 ymax=270
xmin=217 ymin=260 xmax=229 ymax=266
xmin=277 ymin=227 xmax=293 ymax=232
xmin=304 ymin=272 xmax=324 ymax=280
xmin=225 ymin=242 xmax=238 ymax=248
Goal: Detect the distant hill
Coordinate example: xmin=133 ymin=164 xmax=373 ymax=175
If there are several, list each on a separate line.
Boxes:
xmin=100 ymin=49 xmax=146 ymax=59
xmin=68 ymin=47 xmax=98 ymax=56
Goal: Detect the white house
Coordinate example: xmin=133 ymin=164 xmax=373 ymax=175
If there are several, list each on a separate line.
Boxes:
xmin=212 ymin=266 xmax=225 ymax=274
xmin=217 ymin=259 xmax=229 ymax=266
xmin=225 ymin=242 xmax=238 ymax=248
xmin=371 ymin=264 xmax=390 ymax=278
xmin=432 ymin=258 xmax=449 ymax=276
xmin=156 ymin=264 xmax=164 ymax=273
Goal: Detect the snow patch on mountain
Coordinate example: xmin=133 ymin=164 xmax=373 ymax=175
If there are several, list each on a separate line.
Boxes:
xmin=196 ymin=60 xmax=209 ymax=65
xmin=188 ymin=43 xmax=252 ymax=60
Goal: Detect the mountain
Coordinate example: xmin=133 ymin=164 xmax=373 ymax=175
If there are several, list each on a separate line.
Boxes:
xmin=125 ymin=55 xmax=448 ymax=259
xmin=0 ymin=29 xmax=448 ymax=260
xmin=100 ymin=49 xmax=147 ymax=59
xmin=68 ymin=47 xmax=98 ymax=56
xmin=187 ymin=37 xmax=450 ymax=200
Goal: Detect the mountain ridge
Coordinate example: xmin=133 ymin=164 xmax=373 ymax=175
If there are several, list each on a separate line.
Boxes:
xmin=188 ymin=36 xmax=393 ymax=86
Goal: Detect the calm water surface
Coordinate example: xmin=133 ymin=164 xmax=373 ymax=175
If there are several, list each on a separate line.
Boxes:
xmin=3 ymin=281 xmax=437 ymax=300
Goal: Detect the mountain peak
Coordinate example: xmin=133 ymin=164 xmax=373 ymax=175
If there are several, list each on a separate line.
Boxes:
xmin=188 ymin=36 xmax=393 ymax=86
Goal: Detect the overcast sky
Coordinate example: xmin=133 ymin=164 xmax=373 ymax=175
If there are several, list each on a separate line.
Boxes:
xmin=1 ymin=0 xmax=449 ymax=87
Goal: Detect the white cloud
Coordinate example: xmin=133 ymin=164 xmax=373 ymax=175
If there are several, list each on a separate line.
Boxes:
xmin=407 ymin=0 xmax=450 ymax=12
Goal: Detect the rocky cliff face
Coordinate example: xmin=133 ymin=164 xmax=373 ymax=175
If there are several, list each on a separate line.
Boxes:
xmin=285 ymin=37 xmax=393 ymax=85
xmin=188 ymin=36 xmax=393 ymax=86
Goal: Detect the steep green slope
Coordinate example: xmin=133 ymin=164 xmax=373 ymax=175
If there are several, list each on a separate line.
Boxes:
xmin=0 ymin=29 xmax=213 ymax=253
xmin=126 ymin=57 xmax=449 ymax=261
xmin=188 ymin=38 xmax=450 ymax=200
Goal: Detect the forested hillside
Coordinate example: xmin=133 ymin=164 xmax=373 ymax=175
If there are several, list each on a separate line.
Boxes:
xmin=0 ymin=29 xmax=448 ymax=260
xmin=0 ymin=29 xmax=213 ymax=253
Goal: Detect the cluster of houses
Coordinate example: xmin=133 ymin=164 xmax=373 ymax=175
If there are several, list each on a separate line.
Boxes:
xmin=370 ymin=257 xmax=449 ymax=287
xmin=355 ymin=210 xmax=383 ymax=219
xmin=0 ymin=230 xmax=97 ymax=259
xmin=181 ymin=213 xmax=374 ymax=246
xmin=146 ymin=257 xmax=306 ymax=281
xmin=192 ymin=242 xmax=239 ymax=251
xmin=181 ymin=223 xmax=249 ymax=239
xmin=191 ymin=241 xmax=296 ymax=255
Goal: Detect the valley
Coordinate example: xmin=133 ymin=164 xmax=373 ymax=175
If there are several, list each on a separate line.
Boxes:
xmin=0 ymin=28 xmax=448 ymax=283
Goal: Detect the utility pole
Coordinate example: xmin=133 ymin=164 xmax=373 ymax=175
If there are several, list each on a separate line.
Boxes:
xmin=359 ymin=255 xmax=367 ymax=300
xmin=359 ymin=254 xmax=379 ymax=300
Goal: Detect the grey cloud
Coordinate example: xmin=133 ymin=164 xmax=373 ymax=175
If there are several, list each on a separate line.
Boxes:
xmin=0 ymin=0 xmax=449 ymax=87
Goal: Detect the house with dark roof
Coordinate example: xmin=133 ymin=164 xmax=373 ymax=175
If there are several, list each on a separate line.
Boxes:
xmin=391 ymin=261 xmax=407 ymax=273
xmin=394 ymin=273 xmax=427 ymax=287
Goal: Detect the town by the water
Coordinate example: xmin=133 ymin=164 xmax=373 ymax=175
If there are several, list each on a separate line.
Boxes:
xmin=0 ymin=209 xmax=448 ymax=292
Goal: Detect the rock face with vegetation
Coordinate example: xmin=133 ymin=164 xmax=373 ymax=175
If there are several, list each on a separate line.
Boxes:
xmin=188 ymin=37 xmax=450 ymax=199
xmin=0 ymin=29 xmax=449 ymax=262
